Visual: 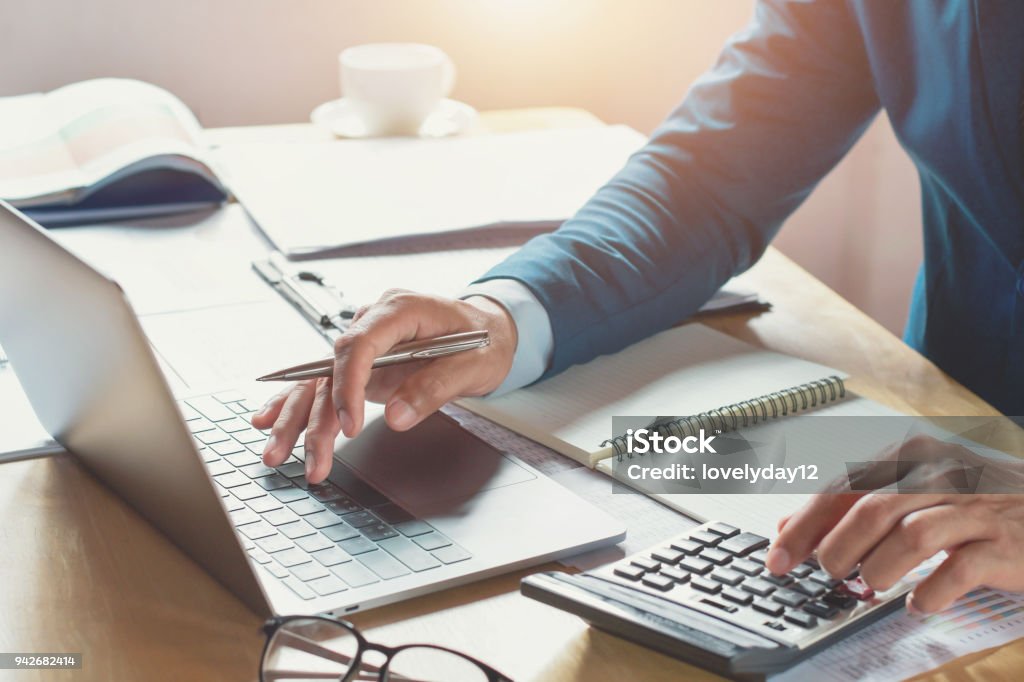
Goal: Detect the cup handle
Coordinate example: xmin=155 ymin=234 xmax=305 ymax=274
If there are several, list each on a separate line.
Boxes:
xmin=441 ymin=54 xmax=456 ymax=97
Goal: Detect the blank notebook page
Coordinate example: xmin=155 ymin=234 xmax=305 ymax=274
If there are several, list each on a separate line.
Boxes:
xmin=460 ymin=323 xmax=843 ymax=464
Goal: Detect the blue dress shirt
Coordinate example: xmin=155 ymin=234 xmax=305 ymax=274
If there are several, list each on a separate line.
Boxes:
xmin=466 ymin=0 xmax=1024 ymax=415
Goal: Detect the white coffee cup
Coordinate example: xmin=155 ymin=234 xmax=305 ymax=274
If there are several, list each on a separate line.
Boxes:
xmin=339 ymin=43 xmax=456 ymax=137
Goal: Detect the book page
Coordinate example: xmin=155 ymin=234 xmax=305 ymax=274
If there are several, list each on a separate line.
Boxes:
xmin=460 ymin=323 xmax=844 ymax=465
xmin=0 ymin=79 xmax=210 ymax=204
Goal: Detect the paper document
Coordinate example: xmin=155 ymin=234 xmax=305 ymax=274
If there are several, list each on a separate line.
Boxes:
xmin=215 ymin=126 xmax=647 ymax=257
xmin=774 ymin=586 xmax=1024 ymax=681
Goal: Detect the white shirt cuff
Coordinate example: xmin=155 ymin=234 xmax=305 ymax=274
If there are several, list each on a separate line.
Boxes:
xmin=460 ymin=278 xmax=554 ymax=395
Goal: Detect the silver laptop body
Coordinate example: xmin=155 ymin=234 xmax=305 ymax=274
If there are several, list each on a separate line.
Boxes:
xmin=0 ymin=201 xmax=625 ymax=617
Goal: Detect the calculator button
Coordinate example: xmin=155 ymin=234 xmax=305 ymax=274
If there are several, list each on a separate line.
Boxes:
xmin=763 ymin=572 xmax=794 ymax=587
xmin=721 ymin=587 xmax=753 ymax=606
xmin=689 ymin=531 xmax=722 ymax=546
xmin=690 ymin=576 xmax=721 ymax=594
xmin=740 ymin=578 xmax=777 ymax=597
xmin=651 ymin=548 xmax=684 ymax=565
xmin=791 ymin=580 xmax=827 ymax=599
xmin=669 ymin=539 xmax=703 ymax=555
xmin=718 ymin=532 xmax=770 ymax=556
xmin=630 ymin=556 xmax=661 ymax=573
xmin=784 ymin=610 xmax=818 ymax=629
xmin=788 ymin=563 xmax=813 ymax=578
xmin=749 ymin=548 xmax=769 ymax=564
xmin=614 ymin=564 xmax=646 ymax=581
xmin=841 ymin=577 xmax=875 ymax=601
xmin=710 ymin=568 xmax=744 ymax=587
xmin=706 ymin=522 xmax=740 ymax=538
xmin=678 ymin=556 xmax=713 ymax=575
xmin=641 ymin=574 xmax=675 ymax=591
xmin=660 ymin=567 xmax=691 ymax=584
xmin=823 ymin=591 xmax=858 ymax=610
xmin=808 ymin=569 xmax=842 ymax=589
xmin=803 ymin=600 xmax=840 ymax=619
xmin=752 ymin=598 xmax=784 ymax=617
xmin=771 ymin=588 xmax=808 ymax=608
xmin=731 ymin=558 xmax=764 ymax=576
xmin=699 ymin=548 xmax=732 ymax=565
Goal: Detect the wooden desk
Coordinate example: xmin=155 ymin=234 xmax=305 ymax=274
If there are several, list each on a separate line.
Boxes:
xmin=2 ymin=113 xmax=1020 ymax=682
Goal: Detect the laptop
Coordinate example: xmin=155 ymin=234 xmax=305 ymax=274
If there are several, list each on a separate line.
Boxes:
xmin=0 ymin=200 xmax=625 ymax=617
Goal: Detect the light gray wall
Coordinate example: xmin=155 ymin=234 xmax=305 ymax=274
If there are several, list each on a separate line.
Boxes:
xmin=1 ymin=0 xmax=921 ymax=334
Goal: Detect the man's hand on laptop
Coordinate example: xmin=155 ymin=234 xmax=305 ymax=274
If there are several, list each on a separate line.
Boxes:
xmin=251 ymin=289 xmax=517 ymax=484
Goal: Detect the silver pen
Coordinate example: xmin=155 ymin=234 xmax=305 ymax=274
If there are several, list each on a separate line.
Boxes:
xmin=256 ymin=330 xmax=490 ymax=382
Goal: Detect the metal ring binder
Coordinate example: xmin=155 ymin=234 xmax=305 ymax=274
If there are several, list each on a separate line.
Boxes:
xmin=602 ymin=376 xmax=848 ymax=461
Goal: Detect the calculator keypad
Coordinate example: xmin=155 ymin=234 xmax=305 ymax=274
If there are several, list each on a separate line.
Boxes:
xmin=594 ymin=521 xmax=914 ymax=646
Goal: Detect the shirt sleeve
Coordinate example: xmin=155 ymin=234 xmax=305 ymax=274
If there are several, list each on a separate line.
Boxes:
xmin=474 ymin=0 xmax=880 ymax=380
xmin=460 ymin=278 xmax=554 ymax=395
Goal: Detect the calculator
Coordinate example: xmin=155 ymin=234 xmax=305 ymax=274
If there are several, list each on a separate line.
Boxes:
xmin=521 ymin=520 xmax=914 ymax=680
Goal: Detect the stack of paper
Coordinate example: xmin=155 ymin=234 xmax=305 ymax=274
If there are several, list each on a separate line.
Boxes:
xmin=214 ymin=125 xmax=647 ymax=257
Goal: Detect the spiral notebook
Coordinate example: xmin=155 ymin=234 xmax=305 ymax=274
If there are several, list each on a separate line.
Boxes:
xmin=459 ymin=323 xmax=851 ymax=469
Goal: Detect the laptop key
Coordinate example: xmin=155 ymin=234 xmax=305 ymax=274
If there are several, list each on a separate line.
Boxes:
xmin=394 ymin=520 xmax=433 ymax=537
xmin=211 ymin=440 xmax=245 ymax=456
xmin=214 ymin=471 xmax=249 ymax=489
xmin=308 ymin=575 xmax=348 ymax=596
xmin=360 ymin=523 xmax=399 ymax=542
xmin=339 ymin=536 xmax=377 ymax=556
xmin=256 ymin=474 xmax=293 ymax=491
xmin=305 ymin=510 xmax=345 ymax=529
xmin=199 ymin=448 xmax=219 ymax=464
xmin=431 ymin=544 xmax=471 ymax=565
xmin=232 ymin=428 xmax=267 ymax=445
xmin=295 ymin=534 xmax=333 ymax=553
xmin=264 ymin=510 xmax=305 ymax=531
xmin=238 ymin=521 xmax=277 ymax=540
xmin=223 ymin=496 xmax=246 ymax=512
xmin=188 ymin=417 xmax=216 ymax=434
xmin=281 ymin=576 xmax=315 ymax=600
xmin=275 ymin=548 xmax=312 ymax=568
xmin=291 ymin=562 xmax=330 ymax=582
xmin=331 ymin=561 xmax=379 ymax=588
xmin=205 ymin=459 xmax=234 ymax=477
xmin=187 ymin=397 xmax=236 ymax=422
xmin=180 ymin=403 xmax=202 ymax=421
xmin=378 ymin=536 xmax=441 ymax=572
xmin=230 ymin=508 xmax=261 ymax=527
xmin=248 ymin=548 xmax=273 ymax=564
xmin=288 ymin=498 xmax=326 ymax=516
xmin=373 ymin=504 xmax=414 ymax=524
xmin=271 ymin=487 xmax=308 ymax=503
xmin=308 ymin=484 xmax=346 ymax=503
xmin=264 ymin=562 xmax=289 ymax=579
xmin=277 ymin=461 xmax=306 ymax=478
xmin=225 ymin=452 xmax=260 ymax=467
xmin=357 ymin=549 xmax=411 ymax=580
xmin=217 ymin=417 xmax=250 ymax=433
xmin=278 ymin=520 xmax=316 ymax=540
xmin=322 ymin=523 xmax=360 ymax=542
xmin=233 ymin=484 xmax=269 ymax=501
xmin=342 ymin=511 xmax=378 ymax=528
xmin=247 ymin=495 xmax=282 ymax=513
xmin=412 ymin=532 xmax=451 ymax=551
xmin=240 ymin=462 xmax=277 ymax=479
xmin=311 ymin=547 xmax=352 ymax=567
xmin=326 ymin=498 xmax=363 ymax=515
xmin=255 ymin=535 xmax=294 ymax=554
xmin=196 ymin=430 xmax=230 ymax=445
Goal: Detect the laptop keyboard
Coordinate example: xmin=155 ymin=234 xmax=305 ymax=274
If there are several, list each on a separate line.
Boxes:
xmin=180 ymin=392 xmax=472 ymax=601
xmin=594 ymin=521 xmax=894 ymax=645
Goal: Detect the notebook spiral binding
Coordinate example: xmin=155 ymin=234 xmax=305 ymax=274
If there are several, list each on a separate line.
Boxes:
xmin=601 ymin=375 xmax=846 ymax=461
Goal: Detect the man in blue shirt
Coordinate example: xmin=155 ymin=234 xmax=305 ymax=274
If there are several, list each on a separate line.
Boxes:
xmin=256 ymin=1 xmax=1024 ymax=613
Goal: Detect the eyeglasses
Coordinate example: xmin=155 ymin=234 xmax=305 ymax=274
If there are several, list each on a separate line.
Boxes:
xmin=260 ymin=615 xmax=514 ymax=682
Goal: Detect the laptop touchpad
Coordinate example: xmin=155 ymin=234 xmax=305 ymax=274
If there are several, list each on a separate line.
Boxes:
xmin=330 ymin=408 xmax=535 ymax=516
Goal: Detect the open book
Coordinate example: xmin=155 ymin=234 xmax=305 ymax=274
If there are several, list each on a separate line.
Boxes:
xmin=0 ymin=79 xmax=228 ymax=226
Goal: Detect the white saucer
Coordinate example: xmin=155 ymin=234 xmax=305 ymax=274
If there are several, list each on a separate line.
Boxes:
xmin=310 ymin=98 xmax=478 ymax=139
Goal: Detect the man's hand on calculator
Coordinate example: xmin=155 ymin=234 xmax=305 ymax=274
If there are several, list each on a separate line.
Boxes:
xmin=251 ymin=289 xmax=518 ymax=484
xmin=767 ymin=435 xmax=1024 ymax=614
